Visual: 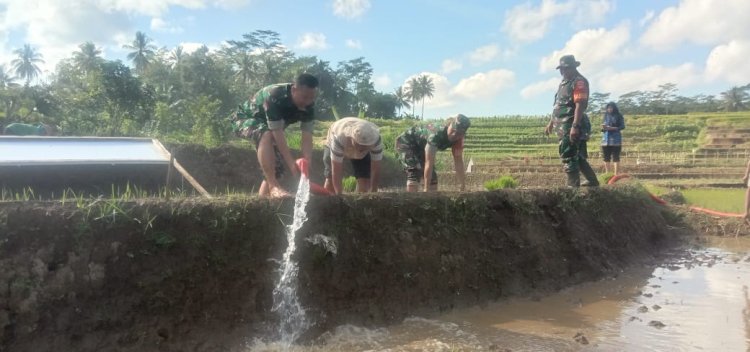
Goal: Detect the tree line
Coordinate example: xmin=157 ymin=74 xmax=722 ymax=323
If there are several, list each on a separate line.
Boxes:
xmin=588 ymin=83 xmax=750 ymax=116
xmin=1 ymin=30 xmax=748 ymax=145
xmin=0 ymin=30 xmax=436 ymax=144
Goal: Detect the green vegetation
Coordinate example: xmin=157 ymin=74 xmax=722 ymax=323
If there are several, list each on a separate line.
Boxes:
xmin=484 ymin=175 xmax=519 ymax=190
xmin=681 ymin=188 xmax=745 ymax=213
xmin=342 ymin=176 xmax=357 ymax=193
xmin=598 ymin=172 xmax=615 ymax=185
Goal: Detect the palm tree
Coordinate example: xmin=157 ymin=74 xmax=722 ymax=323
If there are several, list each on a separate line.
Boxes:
xmin=11 ymin=44 xmax=44 ymax=86
xmin=72 ymin=42 xmax=103 ymax=73
xmin=0 ymin=65 xmax=17 ymax=89
xmin=417 ymin=74 xmax=435 ymax=119
xmin=170 ymin=46 xmax=184 ymax=67
xmin=406 ymin=77 xmax=421 ymax=119
xmin=393 ymin=86 xmax=411 ymax=117
xmin=720 ymin=86 xmax=749 ymax=112
xmin=233 ymin=52 xmax=256 ymax=85
xmin=123 ymin=31 xmax=157 ymax=74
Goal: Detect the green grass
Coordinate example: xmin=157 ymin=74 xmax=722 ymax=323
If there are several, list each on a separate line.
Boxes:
xmin=681 ymin=188 xmax=746 ymax=213
xmin=644 ymin=184 xmax=746 ymax=213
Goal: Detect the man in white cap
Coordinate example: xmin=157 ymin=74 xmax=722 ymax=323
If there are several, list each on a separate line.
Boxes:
xmin=323 ymin=117 xmax=384 ymax=194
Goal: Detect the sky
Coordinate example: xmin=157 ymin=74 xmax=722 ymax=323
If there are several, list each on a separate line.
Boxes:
xmin=1 ymin=0 xmax=749 ymax=118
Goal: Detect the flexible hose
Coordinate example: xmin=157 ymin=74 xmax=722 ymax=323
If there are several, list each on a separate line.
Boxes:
xmin=608 ymin=173 xmax=743 ymax=218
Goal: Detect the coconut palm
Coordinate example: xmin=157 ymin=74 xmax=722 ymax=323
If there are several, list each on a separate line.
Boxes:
xmin=406 ymin=77 xmax=421 ymax=119
xmin=72 ymin=42 xmax=103 ymax=73
xmin=170 ymin=46 xmax=184 ymax=67
xmin=123 ymin=31 xmax=157 ymax=74
xmin=393 ymin=86 xmax=411 ymax=117
xmin=234 ymin=52 xmax=256 ymax=85
xmin=417 ymin=74 xmax=435 ymax=119
xmin=720 ymin=86 xmax=749 ymax=112
xmin=0 ymin=65 xmax=18 ymax=89
xmin=11 ymin=44 xmax=44 ymax=86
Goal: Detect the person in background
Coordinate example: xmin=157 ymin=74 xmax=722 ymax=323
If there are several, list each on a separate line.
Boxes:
xmin=544 ymin=54 xmax=595 ymax=187
xmin=3 ymin=122 xmax=58 ymax=136
xmin=230 ymin=73 xmax=319 ymax=198
xmin=323 ymin=117 xmax=384 ymax=194
xmin=601 ymin=102 xmax=625 ymax=175
xmin=396 ymin=114 xmax=470 ymax=192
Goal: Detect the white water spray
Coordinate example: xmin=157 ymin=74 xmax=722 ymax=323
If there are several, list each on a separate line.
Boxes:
xmin=271 ymin=175 xmax=312 ymax=347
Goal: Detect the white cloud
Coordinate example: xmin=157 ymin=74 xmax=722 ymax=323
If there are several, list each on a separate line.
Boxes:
xmin=332 ymin=0 xmax=371 ymax=20
xmin=597 ymin=64 xmax=702 ymax=96
xmin=469 ymin=44 xmax=500 ymax=65
xmin=212 ymin=0 xmax=251 ymax=9
xmin=345 ymin=39 xmax=362 ymax=49
xmin=705 ymin=40 xmax=750 ymax=85
xmin=503 ymin=0 xmax=572 ymax=43
xmin=451 ymin=69 xmax=516 ymax=99
xmin=180 ymin=42 xmax=208 ymax=54
xmin=296 ymin=33 xmax=328 ymax=50
xmin=0 ymin=0 xmax=254 ymax=75
xmin=575 ymin=0 xmax=613 ymax=22
xmin=539 ymin=23 xmax=630 ymax=73
xmin=639 ymin=10 xmax=655 ymax=27
xmin=373 ymin=74 xmax=392 ymax=91
xmin=441 ymin=59 xmax=462 ymax=74
xmin=503 ymin=0 xmax=614 ymax=43
xmin=150 ymin=18 xmax=183 ymax=33
xmin=520 ymin=77 xmax=560 ymax=99
xmin=640 ymin=0 xmax=750 ymax=50
xmin=402 ymin=72 xmax=456 ymax=109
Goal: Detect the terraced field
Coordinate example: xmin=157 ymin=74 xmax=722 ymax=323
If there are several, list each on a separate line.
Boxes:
xmin=306 ymin=112 xmax=750 ymax=191
xmin=455 ymin=112 xmax=750 ymax=190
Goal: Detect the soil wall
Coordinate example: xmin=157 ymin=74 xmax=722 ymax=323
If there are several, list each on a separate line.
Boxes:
xmin=168 ymin=144 xmax=405 ymax=194
xmin=0 ymin=187 xmax=682 ymax=351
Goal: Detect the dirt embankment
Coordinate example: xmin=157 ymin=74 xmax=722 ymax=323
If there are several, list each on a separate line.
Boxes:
xmin=168 ymin=144 xmax=405 ymax=194
xmin=0 ymin=187 xmax=685 ymax=351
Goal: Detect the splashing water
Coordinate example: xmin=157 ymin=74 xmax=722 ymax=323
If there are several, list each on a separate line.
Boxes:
xmin=271 ymin=176 xmax=312 ymax=347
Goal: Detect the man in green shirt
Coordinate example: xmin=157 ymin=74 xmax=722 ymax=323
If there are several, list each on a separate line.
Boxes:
xmin=396 ymin=114 xmax=470 ymax=192
xmin=544 ymin=55 xmax=597 ymax=187
xmin=230 ymin=73 xmax=318 ymax=198
xmin=3 ymin=123 xmax=58 ymax=136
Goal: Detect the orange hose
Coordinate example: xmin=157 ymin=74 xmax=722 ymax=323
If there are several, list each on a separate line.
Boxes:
xmin=688 ymin=206 xmax=743 ymax=218
xmin=607 ymin=173 xmax=743 ymax=218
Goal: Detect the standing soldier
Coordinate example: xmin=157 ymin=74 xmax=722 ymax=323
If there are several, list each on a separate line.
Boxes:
xmin=396 ymin=114 xmax=470 ymax=192
xmin=231 ymin=73 xmax=318 ymax=198
xmin=544 ymin=55 xmax=597 ymax=187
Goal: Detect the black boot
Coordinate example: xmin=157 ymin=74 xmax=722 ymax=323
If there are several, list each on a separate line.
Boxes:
xmin=579 ymin=158 xmax=599 ymax=186
xmin=566 ymin=171 xmax=581 ymax=188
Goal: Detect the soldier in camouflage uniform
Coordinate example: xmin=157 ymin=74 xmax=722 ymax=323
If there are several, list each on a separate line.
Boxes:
xmin=230 ymin=73 xmax=318 ymax=198
xmin=544 ymin=55 xmax=597 ymax=187
xmin=395 ymin=114 xmax=471 ymax=192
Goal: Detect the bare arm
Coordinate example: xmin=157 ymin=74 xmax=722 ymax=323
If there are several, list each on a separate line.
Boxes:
xmin=423 ymin=144 xmax=437 ymax=192
xmin=331 ymin=160 xmax=344 ymax=194
xmin=271 ymin=129 xmax=299 ymax=178
xmin=743 ymin=159 xmax=750 ymax=183
xmin=370 ymin=160 xmax=381 ymax=192
xmin=301 ymin=130 xmax=313 ymax=164
xmin=453 ymin=148 xmax=465 ymax=191
xmin=570 ymin=101 xmax=587 ymax=140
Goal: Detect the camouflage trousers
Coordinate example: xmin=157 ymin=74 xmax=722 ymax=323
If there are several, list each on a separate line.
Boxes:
xmin=558 ymin=120 xmax=581 ymax=174
xmin=395 ymin=135 xmax=438 ymax=185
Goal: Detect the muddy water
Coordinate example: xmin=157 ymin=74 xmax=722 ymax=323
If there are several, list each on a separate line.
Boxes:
xmin=249 ymin=237 xmax=750 ymax=352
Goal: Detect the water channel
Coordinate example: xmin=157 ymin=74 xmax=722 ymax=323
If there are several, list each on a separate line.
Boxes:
xmin=251 ymin=237 xmax=750 ymax=352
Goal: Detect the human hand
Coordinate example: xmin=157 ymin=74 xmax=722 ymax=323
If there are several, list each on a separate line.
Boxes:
xmin=288 ymin=161 xmax=300 ymax=178
xmin=544 ymin=124 xmax=553 ymax=136
xmin=570 ymin=126 xmax=580 ymax=140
